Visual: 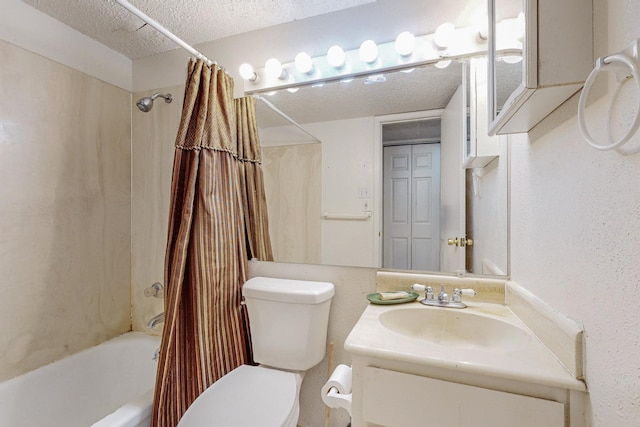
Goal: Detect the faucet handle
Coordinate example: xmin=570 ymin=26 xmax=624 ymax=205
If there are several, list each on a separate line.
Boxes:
xmin=144 ymin=282 xmax=164 ymax=298
xmin=411 ymin=284 xmax=434 ymax=300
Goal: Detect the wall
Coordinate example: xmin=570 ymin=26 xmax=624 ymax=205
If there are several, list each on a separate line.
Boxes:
xmin=257 ymin=117 xmax=378 ymax=267
xmin=467 ymin=135 xmax=509 ymax=275
xmin=0 ymin=40 xmax=132 ymax=382
xmin=262 ymin=143 xmax=322 ymax=264
xmin=509 ymin=0 xmax=640 ymax=425
xmin=130 ymin=84 xmax=185 ymax=332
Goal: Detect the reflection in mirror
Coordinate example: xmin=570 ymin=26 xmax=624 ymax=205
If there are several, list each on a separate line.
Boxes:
xmin=490 ymin=0 xmax=525 ymax=123
xmin=255 ymin=62 xmax=508 ymax=276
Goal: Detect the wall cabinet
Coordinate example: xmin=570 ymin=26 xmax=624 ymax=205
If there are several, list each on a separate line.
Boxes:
xmin=361 ymin=367 xmax=565 ymax=427
xmin=488 ymin=0 xmax=593 ymax=135
xmin=464 ymin=57 xmax=499 ymax=168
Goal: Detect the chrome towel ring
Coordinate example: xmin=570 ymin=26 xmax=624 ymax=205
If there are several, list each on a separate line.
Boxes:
xmin=578 ymin=40 xmax=640 ymax=151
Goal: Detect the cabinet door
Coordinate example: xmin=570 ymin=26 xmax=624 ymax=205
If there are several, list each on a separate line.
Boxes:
xmin=464 ymin=57 xmax=499 ymax=168
xmin=362 ymin=367 xmax=565 ymax=427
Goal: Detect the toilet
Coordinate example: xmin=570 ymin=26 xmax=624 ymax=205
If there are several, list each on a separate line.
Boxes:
xmin=177 ymin=276 xmax=335 ymax=427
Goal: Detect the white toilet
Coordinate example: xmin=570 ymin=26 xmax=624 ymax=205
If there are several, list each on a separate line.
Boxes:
xmin=177 ymin=276 xmax=335 ymax=427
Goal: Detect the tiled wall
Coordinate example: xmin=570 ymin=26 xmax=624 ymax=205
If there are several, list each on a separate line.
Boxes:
xmin=0 ymin=40 xmax=131 ymax=382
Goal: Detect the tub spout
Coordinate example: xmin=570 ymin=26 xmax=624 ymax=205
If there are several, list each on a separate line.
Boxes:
xmin=147 ymin=312 xmax=165 ymax=329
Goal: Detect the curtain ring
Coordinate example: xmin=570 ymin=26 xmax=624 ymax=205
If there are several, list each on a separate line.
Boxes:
xmin=578 ymin=53 xmax=640 ymax=151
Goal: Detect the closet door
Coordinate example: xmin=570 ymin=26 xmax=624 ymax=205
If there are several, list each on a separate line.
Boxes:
xmin=383 ymin=144 xmax=440 ymax=270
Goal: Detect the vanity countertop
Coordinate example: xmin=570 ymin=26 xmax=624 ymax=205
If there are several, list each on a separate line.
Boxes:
xmin=344 ymin=300 xmax=586 ymax=392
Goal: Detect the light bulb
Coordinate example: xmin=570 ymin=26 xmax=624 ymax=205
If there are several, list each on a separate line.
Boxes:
xmin=265 ymin=58 xmax=286 ymax=79
xmin=503 ymin=54 xmax=523 ymax=64
xmin=295 ymin=52 xmax=314 ymax=74
xmin=239 ymin=63 xmax=257 ymax=82
xmin=434 ymin=22 xmax=456 ymax=49
xmin=395 ymin=31 xmax=416 ymax=57
xmin=435 ymin=59 xmax=452 ymax=69
xmin=327 ymin=45 xmax=346 ymax=69
xmin=359 ymin=40 xmax=379 ymax=64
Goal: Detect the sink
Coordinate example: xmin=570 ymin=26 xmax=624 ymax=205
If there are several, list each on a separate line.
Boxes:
xmin=379 ymin=307 xmax=532 ymax=351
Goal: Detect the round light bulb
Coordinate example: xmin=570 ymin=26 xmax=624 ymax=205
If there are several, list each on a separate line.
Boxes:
xmin=435 ymin=59 xmax=452 ymax=69
xmin=503 ymin=54 xmax=523 ymax=64
xmin=327 ymin=45 xmax=346 ymax=68
xmin=434 ymin=22 xmax=456 ymax=49
xmin=395 ymin=31 xmax=416 ymax=56
xmin=239 ymin=63 xmax=256 ymax=81
xmin=359 ymin=40 xmax=379 ymax=64
xmin=265 ymin=58 xmax=285 ymax=79
xmin=295 ymin=52 xmax=314 ymax=74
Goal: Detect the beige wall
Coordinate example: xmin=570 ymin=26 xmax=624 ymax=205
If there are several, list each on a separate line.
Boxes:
xmin=0 ymin=40 xmax=132 ymax=382
xmin=130 ymin=84 xmax=184 ymax=333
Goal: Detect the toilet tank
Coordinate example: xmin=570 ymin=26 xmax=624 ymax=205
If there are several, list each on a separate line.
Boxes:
xmin=243 ymin=277 xmax=335 ymax=371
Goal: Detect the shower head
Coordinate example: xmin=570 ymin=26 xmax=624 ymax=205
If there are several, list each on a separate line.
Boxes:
xmin=136 ymin=92 xmax=173 ymax=112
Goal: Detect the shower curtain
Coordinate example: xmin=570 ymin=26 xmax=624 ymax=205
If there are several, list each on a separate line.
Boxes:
xmin=236 ymin=96 xmax=274 ymax=261
xmin=152 ymin=59 xmax=271 ymax=426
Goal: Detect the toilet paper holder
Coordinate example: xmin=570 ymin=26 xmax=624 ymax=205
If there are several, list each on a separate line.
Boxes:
xmin=321 ymin=364 xmax=353 ymax=417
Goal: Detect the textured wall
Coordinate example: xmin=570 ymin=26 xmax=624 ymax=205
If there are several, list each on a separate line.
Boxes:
xmin=509 ymin=0 xmax=640 ymax=424
xmin=0 ymin=40 xmax=131 ymax=382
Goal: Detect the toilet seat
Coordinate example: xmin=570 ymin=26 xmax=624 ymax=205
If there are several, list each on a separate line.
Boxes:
xmin=177 ymin=365 xmax=299 ymax=427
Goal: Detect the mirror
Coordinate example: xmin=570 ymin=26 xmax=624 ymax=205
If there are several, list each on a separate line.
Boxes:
xmin=255 ymin=61 xmax=508 ymax=276
xmin=488 ymin=0 xmax=527 ymax=129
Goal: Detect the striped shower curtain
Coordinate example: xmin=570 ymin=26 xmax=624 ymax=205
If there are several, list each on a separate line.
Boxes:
xmin=151 ymin=60 xmax=271 ymax=426
xmin=236 ymin=96 xmax=274 ymax=262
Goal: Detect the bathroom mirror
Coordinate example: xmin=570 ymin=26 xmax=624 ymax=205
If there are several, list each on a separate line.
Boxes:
xmin=255 ymin=61 xmax=509 ymax=277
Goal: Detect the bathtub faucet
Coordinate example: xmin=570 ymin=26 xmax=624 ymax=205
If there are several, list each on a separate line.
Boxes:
xmin=147 ymin=312 xmax=165 ymax=328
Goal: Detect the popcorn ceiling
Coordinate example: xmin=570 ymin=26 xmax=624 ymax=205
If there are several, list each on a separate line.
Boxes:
xmin=20 ymin=0 xmax=376 ymax=59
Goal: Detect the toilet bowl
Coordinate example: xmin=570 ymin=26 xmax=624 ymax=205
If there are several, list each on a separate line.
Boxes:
xmin=177 ymin=365 xmax=302 ymax=427
xmin=175 ymin=277 xmax=334 ymax=427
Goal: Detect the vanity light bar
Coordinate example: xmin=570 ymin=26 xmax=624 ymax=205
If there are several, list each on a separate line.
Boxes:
xmin=242 ymin=24 xmax=519 ymax=94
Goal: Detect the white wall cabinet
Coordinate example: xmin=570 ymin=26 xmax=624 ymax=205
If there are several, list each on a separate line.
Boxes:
xmin=488 ymin=0 xmax=593 ymax=135
xmin=464 ymin=57 xmax=499 ymax=168
xmin=361 ymin=367 xmax=565 ymax=427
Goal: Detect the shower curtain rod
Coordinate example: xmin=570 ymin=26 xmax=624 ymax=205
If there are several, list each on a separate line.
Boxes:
xmin=115 ymin=0 xmax=320 ymax=143
xmin=253 ymin=95 xmax=322 ymax=143
xmin=115 ymin=0 xmax=214 ymax=66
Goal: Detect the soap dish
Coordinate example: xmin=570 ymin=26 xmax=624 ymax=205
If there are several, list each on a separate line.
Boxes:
xmin=366 ymin=291 xmax=419 ymax=305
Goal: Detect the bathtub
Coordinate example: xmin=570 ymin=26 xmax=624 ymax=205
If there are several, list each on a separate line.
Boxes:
xmin=0 ymin=332 xmax=160 ymax=427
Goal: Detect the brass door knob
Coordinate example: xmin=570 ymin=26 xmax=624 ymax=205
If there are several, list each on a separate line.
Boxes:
xmin=447 ymin=237 xmax=460 ymax=246
xmin=460 ymin=237 xmax=474 ymax=247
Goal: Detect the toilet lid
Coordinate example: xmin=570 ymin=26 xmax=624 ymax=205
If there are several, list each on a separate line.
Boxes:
xmin=177 ymin=365 xmax=298 ymax=427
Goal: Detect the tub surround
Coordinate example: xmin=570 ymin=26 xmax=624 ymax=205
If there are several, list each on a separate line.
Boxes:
xmin=0 ymin=39 xmax=132 ymax=383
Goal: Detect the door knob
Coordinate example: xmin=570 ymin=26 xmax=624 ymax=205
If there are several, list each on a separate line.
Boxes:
xmin=460 ymin=237 xmax=473 ymax=247
xmin=447 ymin=237 xmax=460 ymax=246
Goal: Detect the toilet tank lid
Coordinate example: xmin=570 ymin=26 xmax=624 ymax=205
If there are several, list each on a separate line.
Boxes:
xmin=243 ymin=277 xmax=335 ymax=304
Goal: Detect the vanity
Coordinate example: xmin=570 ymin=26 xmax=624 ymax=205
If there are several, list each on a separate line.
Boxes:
xmin=344 ymin=273 xmax=586 ymax=427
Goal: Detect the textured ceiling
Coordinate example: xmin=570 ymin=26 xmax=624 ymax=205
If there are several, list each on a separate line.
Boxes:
xmin=21 ymin=0 xmax=377 ymax=59
xmin=20 ymin=0 xmax=504 ymax=127
xmin=256 ymin=64 xmax=463 ymax=128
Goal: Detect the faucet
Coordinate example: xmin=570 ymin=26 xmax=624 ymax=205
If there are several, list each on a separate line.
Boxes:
xmin=411 ymin=284 xmax=476 ymax=309
xmin=147 ymin=312 xmax=165 ymax=328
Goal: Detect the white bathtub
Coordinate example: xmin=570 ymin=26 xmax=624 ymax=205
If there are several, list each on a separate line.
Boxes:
xmin=0 ymin=332 xmax=160 ymax=427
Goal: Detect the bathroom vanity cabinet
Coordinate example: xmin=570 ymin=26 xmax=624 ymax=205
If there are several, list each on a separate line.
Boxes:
xmin=488 ymin=0 xmax=593 ymax=135
xmin=344 ymin=302 xmax=586 ymax=427
xmin=360 ymin=366 xmax=565 ymax=427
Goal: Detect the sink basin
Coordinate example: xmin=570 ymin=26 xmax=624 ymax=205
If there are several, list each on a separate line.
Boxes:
xmin=379 ymin=307 xmax=532 ymax=351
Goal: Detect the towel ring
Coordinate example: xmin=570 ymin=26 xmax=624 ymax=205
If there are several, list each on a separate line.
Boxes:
xmin=578 ymin=53 xmax=640 ymax=151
